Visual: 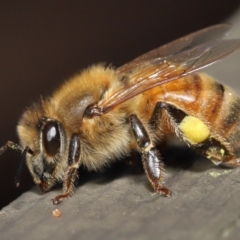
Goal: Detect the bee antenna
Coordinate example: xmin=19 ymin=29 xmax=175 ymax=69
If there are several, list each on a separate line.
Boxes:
xmin=15 ymin=146 xmax=33 ymax=187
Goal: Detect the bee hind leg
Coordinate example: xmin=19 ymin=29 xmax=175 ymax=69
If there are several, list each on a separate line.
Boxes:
xmin=52 ymin=134 xmax=80 ymax=205
xmin=129 ymin=114 xmax=172 ymax=197
xmin=219 ymin=158 xmax=240 ymax=167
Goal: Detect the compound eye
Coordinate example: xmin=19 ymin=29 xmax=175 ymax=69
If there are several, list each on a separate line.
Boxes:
xmin=42 ymin=120 xmax=60 ymax=156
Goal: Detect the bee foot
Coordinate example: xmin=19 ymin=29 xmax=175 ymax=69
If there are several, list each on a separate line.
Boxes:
xmin=51 ymin=193 xmax=70 ymax=205
xmin=155 ymin=185 xmax=172 ymax=197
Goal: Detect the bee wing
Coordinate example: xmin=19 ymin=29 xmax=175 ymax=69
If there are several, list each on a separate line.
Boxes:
xmin=118 ymin=24 xmax=232 ymax=73
xmin=98 ymin=25 xmax=240 ymax=113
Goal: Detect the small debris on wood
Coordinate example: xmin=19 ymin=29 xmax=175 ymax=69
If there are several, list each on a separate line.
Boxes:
xmin=52 ymin=209 xmax=61 ymax=218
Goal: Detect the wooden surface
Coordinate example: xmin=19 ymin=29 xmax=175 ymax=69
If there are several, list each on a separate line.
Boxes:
xmin=1 ymin=3 xmax=240 ymax=240
xmin=0 ymin=157 xmax=240 ymax=240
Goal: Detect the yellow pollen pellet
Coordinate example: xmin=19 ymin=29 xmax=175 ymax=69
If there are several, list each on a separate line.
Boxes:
xmin=179 ymin=116 xmax=210 ymax=144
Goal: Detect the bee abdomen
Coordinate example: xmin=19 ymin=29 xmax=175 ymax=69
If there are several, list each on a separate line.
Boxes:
xmin=146 ymin=73 xmax=240 ymax=162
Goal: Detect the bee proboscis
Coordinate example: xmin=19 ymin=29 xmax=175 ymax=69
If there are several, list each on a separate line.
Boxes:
xmin=1 ymin=24 xmax=240 ymax=204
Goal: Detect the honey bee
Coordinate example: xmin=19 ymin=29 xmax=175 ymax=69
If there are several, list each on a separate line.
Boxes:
xmin=1 ymin=24 xmax=240 ymax=205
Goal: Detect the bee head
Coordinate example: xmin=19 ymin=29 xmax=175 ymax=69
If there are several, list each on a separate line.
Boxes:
xmin=17 ymin=102 xmax=68 ymax=192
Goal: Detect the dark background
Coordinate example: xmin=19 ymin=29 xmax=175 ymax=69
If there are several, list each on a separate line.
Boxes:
xmin=0 ymin=1 xmax=240 ymax=209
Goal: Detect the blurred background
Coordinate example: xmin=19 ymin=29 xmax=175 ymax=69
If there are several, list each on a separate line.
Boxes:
xmin=0 ymin=1 xmax=240 ymax=209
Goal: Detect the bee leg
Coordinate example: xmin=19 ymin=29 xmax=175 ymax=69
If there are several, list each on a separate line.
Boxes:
xmin=0 ymin=141 xmax=23 ymax=154
xmin=52 ymin=134 xmax=80 ymax=205
xmin=219 ymin=158 xmax=240 ymax=167
xmin=52 ymin=168 xmax=79 ymax=205
xmin=129 ymin=114 xmax=172 ymax=197
xmin=150 ymin=102 xmax=186 ymax=132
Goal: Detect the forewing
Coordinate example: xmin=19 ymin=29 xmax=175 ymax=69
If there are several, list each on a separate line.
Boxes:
xmin=98 ymin=25 xmax=240 ymax=113
xmin=118 ymin=24 xmax=232 ymax=73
